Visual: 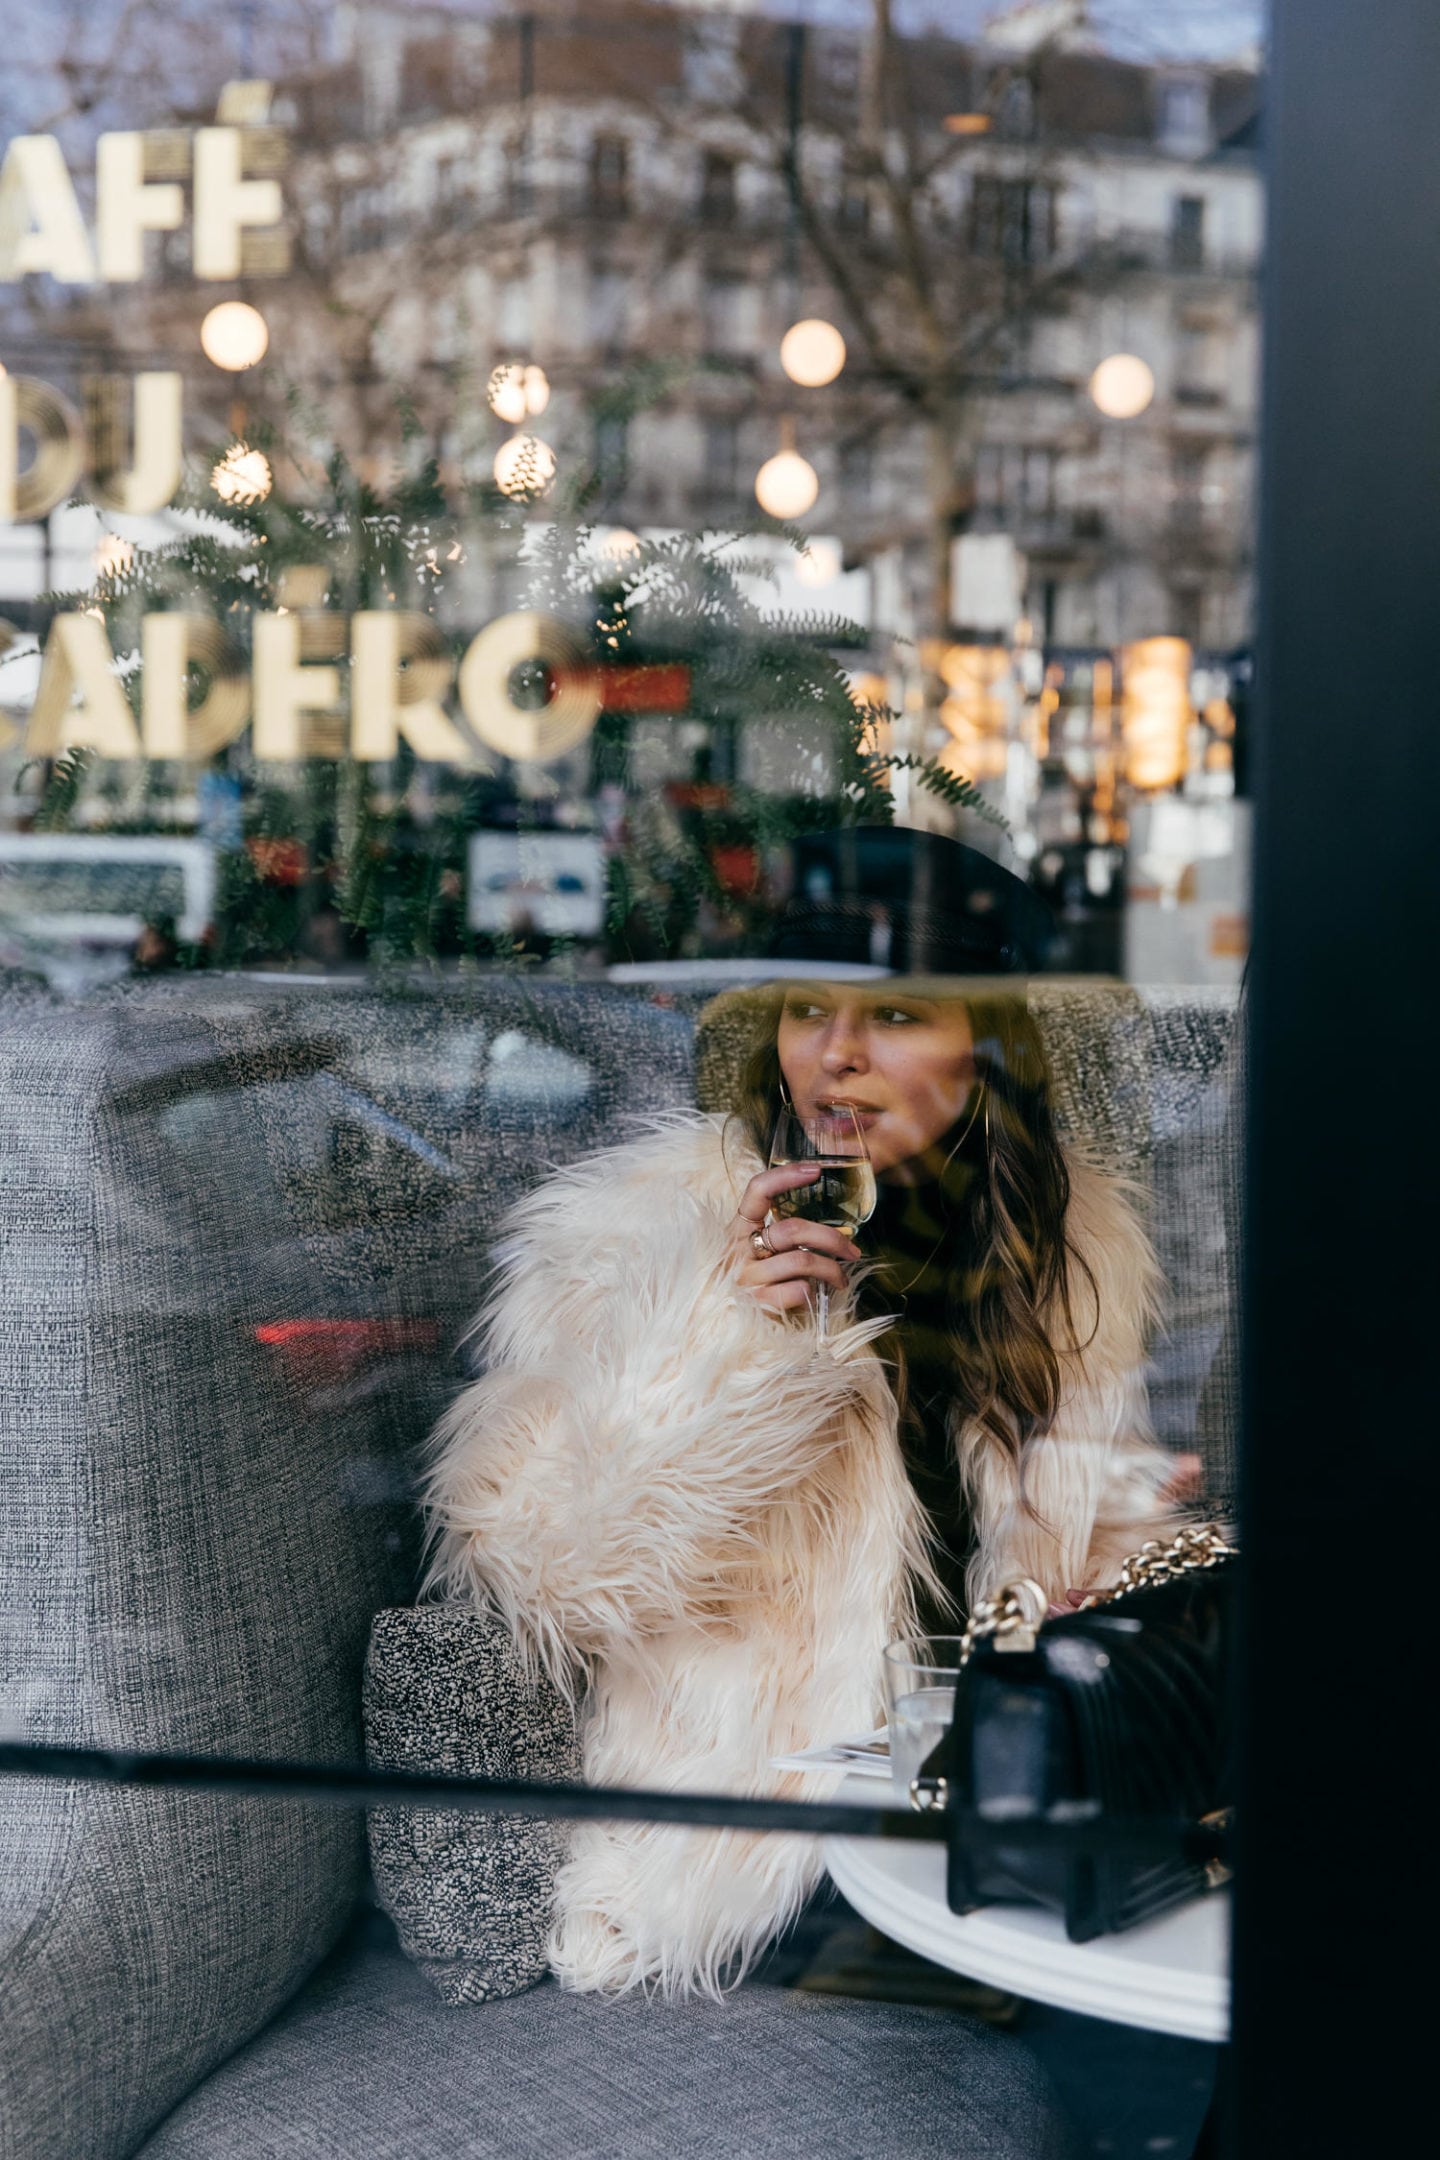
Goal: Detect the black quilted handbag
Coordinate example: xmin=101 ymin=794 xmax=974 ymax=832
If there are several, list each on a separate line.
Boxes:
xmin=912 ymin=1525 xmax=1237 ymax=1943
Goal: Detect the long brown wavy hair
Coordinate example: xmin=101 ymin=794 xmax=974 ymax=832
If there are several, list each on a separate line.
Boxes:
xmin=733 ymin=987 xmax=1097 ymax=1472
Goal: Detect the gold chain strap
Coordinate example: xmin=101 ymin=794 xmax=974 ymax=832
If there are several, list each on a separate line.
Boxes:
xmin=908 ymin=1521 xmax=1238 ymax=1814
xmin=1075 ymin=1520 xmax=1237 ymax=1609
xmin=954 ymin=1577 xmax=1050 ymax=1669
xmin=956 ymin=1522 xmax=1238 ymax=1672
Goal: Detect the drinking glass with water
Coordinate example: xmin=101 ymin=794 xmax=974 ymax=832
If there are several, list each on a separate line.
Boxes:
xmin=882 ymin=1636 xmax=966 ymax=1808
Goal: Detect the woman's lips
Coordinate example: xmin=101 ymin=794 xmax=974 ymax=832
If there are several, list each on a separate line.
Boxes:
xmin=813 ymin=1100 xmax=883 ymax=1133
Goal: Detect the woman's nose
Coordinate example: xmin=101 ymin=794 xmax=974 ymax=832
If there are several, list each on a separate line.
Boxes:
xmin=820 ymin=1016 xmax=868 ymax=1073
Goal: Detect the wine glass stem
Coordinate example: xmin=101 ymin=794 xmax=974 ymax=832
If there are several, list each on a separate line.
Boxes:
xmin=816 ymin=1283 xmax=830 ymax=1340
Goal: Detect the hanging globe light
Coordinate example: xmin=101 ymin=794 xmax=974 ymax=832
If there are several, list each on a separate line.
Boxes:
xmin=1089 ymin=353 xmax=1155 ymax=419
xmin=794 ymin=538 xmax=842 ymax=587
xmin=211 ymin=444 xmax=273 ymax=505
xmin=755 ymin=448 xmax=819 ymax=520
xmin=488 ymin=366 xmax=528 ymax=424
xmin=779 ymin=319 xmax=847 ymax=388
xmin=200 ymin=301 xmax=270 ymax=371
xmin=93 ymin=534 xmax=135 ymax=581
xmin=597 ymin=526 xmax=641 ymax=563
xmin=488 ymin=362 xmax=551 ymax=424
xmin=493 ymin=434 xmax=557 ymax=497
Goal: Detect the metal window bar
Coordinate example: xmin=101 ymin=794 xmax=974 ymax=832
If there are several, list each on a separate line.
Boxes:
xmin=0 ymin=1742 xmax=1230 ymax=1871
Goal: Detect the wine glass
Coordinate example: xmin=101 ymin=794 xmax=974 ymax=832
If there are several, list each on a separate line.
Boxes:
xmin=767 ymin=1102 xmax=876 ymax=1337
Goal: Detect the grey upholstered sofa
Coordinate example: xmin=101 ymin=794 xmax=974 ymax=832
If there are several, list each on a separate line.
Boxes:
xmin=0 ymin=973 xmax=1237 ymax=2160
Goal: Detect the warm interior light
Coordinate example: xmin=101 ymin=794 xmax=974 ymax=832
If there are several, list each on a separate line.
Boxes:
xmin=938 ymin=644 xmax=1012 ymax=781
xmin=1121 ymin=636 xmax=1191 ymax=790
xmin=488 ymin=362 xmax=550 ymax=424
xmin=755 ymin=449 xmax=819 ymax=520
xmin=493 ymin=434 xmax=557 ymax=497
xmin=1089 ymin=353 xmax=1156 ymax=419
xmin=779 ymin=319 xmax=846 ymax=388
xmin=795 ymin=538 xmax=842 ymax=587
xmin=598 ymin=526 xmax=641 ymax=563
xmin=943 ymin=113 xmax=992 ymax=134
xmin=200 ymin=300 xmax=270 ymax=371
xmin=488 ymin=367 xmax=527 ymax=424
xmin=211 ymin=444 xmax=273 ymax=505
xmin=93 ymin=534 xmax=135 ymax=580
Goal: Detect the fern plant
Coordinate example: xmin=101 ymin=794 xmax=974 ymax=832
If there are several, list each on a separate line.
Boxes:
xmin=26 ymin=389 xmax=1007 ymax=970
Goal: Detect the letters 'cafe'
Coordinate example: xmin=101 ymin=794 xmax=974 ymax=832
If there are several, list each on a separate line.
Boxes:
xmin=0 ymin=8 xmax=1430 ymax=2160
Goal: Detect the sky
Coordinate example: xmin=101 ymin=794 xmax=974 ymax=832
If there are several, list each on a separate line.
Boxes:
xmin=0 ymin=1 xmax=1266 ymax=149
xmin=761 ymin=2 xmax=1263 ymax=66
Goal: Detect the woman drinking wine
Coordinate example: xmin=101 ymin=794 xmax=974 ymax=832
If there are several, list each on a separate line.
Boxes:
xmin=422 ymin=829 xmax=1193 ymax=1999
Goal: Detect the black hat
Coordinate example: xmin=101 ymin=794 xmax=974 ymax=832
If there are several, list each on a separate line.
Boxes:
xmin=770 ymin=826 xmax=1055 ymax=975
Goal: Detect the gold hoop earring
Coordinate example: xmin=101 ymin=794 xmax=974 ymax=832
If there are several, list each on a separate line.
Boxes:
xmin=778 ymin=1072 xmax=795 ymax=1111
xmin=936 ymin=1084 xmax=985 ymax=1182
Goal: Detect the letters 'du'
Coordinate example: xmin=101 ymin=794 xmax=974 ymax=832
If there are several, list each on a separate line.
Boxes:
xmin=0 ymin=373 xmax=183 ymax=522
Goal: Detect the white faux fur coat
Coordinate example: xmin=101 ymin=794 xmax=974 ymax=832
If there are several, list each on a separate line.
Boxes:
xmin=422 ymin=1114 xmax=1180 ymax=1999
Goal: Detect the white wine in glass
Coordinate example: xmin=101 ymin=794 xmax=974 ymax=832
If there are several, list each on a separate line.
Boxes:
xmin=767 ymin=1104 xmax=875 ymax=1334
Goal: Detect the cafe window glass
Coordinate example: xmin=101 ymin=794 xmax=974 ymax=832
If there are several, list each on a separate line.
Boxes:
xmin=0 ymin=8 xmax=1268 ymax=2147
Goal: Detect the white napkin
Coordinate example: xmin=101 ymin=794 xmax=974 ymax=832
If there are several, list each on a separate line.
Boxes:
xmin=768 ymin=1727 xmax=891 ymax=1780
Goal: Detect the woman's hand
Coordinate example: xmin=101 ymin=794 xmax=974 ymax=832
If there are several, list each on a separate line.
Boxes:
xmin=730 ymin=1165 xmax=861 ymax=1317
xmin=1047 ymin=1456 xmax=1207 ymax=1614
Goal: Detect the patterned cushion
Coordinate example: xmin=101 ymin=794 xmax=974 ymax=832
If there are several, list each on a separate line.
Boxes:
xmin=363 ymin=1605 xmax=580 ymax=2004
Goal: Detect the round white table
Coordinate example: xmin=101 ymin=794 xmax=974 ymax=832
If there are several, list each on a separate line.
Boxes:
xmin=824 ymin=1778 xmax=1229 ymax=2042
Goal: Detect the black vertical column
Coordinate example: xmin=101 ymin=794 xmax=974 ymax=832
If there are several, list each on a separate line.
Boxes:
xmin=1239 ymin=1 xmax=1440 ymax=2151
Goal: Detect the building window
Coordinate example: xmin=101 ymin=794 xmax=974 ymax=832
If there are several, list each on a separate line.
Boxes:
xmin=821 ymin=37 xmax=861 ymax=98
xmin=974 ymin=443 xmax=1056 ymax=521
xmin=1172 ymin=443 xmax=1210 ymax=529
xmin=683 ymin=19 xmax=742 ymax=104
xmin=970 ymin=176 xmax=1056 ymax=264
xmin=1169 ymin=585 xmax=1207 ymax=646
xmin=504 ymin=135 xmax=534 ymax=217
xmin=837 ymin=178 xmax=871 ymax=233
xmin=1158 ymin=78 xmax=1210 ymax=154
xmin=997 ymin=76 xmax=1036 ymax=140
xmin=590 ymin=134 xmax=630 ymax=218
xmin=702 ymin=272 xmax=753 ymax=355
xmin=839 ymin=438 xmax=873 ymax=508
xmin=704 ymin=417 xmax=740 ymax=496
xmin=589 ymin=267 xmax=630 ymax=352
xmin=496 ymin=273 xmax=532 ymax=350
xmin=593 ymin=412 xmax=629 ymax=506
xmin=699 ymin=152 xmax=738 ymax=226
xmin=1171 ymin=194 xmax=1206 ymax=270
xmin=1176 ymin=313 xmax=1222 ymax=403
xmin=339 ymin=185 xmax=389 ymax=254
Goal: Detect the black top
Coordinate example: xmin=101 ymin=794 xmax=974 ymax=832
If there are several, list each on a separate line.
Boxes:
xmin=863 ymin=1176 xmax=975 ymax=1633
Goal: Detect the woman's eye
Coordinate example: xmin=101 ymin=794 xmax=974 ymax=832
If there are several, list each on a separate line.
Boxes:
xmin=784 ymin=1000 xmax=826 ymax=1021
xmin=875 ymin=1006 xmax=919 ymax=1026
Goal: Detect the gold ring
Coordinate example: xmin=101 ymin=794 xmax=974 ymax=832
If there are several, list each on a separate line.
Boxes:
xmin=751 ymin=1225 xmax=775 ymax=1258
